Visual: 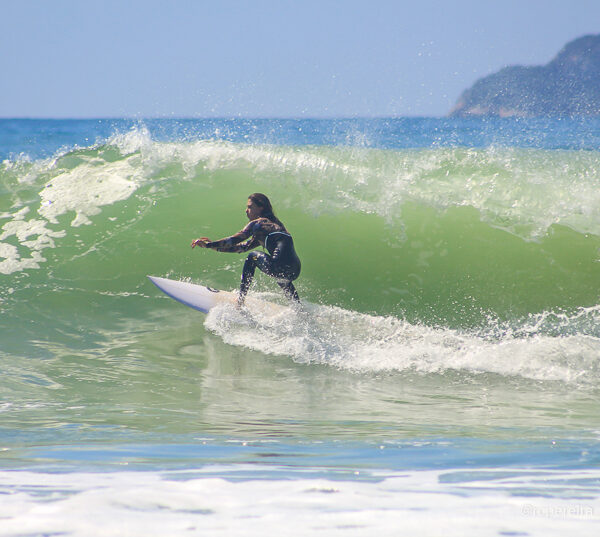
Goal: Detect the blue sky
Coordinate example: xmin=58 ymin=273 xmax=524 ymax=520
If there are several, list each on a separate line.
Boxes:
xmin=2 ymin=0 xmax=599 ymax=118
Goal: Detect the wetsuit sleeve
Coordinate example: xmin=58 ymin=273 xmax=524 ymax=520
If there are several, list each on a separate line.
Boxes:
xmin=213 ymin=236 xmax=260 ymax=253
xmin=206 ymin=221 xmax=259 ymax=253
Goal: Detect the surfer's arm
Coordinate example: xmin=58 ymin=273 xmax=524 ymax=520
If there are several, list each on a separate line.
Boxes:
xmin=201 ymin=220 xmax=266 ymax=252
xmin=193 ymin=220 xmax=266 ymax=252
xmin=200 ymin=223 xmax=254 ymax=252
xmin=212 ymin=236 xmax=260 ymax=253
xmin=203 ymin=231 xmax=248 ymax=249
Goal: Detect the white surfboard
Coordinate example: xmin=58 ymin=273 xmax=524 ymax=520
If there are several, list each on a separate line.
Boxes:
xmin=148 ymin=275 xmax=286 ymax=315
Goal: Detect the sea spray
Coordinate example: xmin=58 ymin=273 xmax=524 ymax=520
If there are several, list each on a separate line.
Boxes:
xmin=205 ymin=299 xmax=600 ymax=384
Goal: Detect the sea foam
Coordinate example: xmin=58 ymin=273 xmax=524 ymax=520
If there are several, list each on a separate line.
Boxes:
xmin=1 ymin=468 xmax=598 ymax=537
xmin=205 ymin=299 xmax=600 ymax=384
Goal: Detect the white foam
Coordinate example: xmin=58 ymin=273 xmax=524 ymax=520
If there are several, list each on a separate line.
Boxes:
xmin=0 ymin=151 xmax=142 ymax=274
xmin=38 ymin=159 xmax=139 ymax=227
xmin=107 ymin=124 xmax=154 ymax=155
xmin=0 ymin=242 xmax=46 ymax=274
xmin=205 ymin=301 xmax=600 ymax=383
xmin=0 ymin=468 xmax=598 ymax=537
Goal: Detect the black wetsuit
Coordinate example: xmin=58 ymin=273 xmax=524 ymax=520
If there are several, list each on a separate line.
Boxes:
xmin=205 ymin=218 xmax=301 ymax=304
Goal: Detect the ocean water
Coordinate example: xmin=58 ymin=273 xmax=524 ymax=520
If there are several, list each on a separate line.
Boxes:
xmin=1 ymin=117 xmax=599 ymax=536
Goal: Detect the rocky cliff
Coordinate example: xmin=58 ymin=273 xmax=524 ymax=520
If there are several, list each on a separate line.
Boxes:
xmin=450 ymin=35 xmax=600 ymax=117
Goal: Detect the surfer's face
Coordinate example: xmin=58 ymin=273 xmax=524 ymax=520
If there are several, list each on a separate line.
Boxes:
xmin=246 ymin=199 xmax=262 ymax=220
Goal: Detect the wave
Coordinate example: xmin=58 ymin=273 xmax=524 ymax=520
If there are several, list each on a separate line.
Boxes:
xmin=203 ymin=298 xmax=600 ymax=385
xmin=1 ymin=127 xmax=600 ymax=377
xmin=4 ymin=125 xmax=600 ymax=234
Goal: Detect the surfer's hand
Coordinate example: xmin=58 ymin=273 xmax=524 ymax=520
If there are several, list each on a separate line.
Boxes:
xmin=191 ymin=237 xmax=211 ymax=249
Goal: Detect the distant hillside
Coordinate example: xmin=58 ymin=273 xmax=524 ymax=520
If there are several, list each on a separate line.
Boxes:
xmin=450 ymin=35 xmax=600 ymax=117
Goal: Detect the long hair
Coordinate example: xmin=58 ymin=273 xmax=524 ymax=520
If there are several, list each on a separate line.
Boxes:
xmin=249 ymin=193 xmax=287 ymax=231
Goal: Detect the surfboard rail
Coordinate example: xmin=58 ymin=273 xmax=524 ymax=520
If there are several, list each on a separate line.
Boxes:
xmin=148 ymin=275 xmax=286 ymax=315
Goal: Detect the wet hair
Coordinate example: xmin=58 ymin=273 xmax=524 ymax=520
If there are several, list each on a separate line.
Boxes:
xmin=248 ymin=193 xmax=286 ymax=230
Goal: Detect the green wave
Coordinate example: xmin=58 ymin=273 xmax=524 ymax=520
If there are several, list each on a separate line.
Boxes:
xmin=1 ymin=134 xmax=600 ymax=330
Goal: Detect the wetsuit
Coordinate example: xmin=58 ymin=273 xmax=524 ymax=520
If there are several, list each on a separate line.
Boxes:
xmin=205 ymin=218 xmax=301 ymax=304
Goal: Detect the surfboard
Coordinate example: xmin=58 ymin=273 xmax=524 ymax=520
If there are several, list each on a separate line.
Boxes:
xmin=148 ymin=275 xmax=286 ymax=315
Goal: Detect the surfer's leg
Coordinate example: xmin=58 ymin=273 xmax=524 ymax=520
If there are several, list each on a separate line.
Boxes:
xmin=240 ymin=252 xmax=300 ymax=305
xmin=277 ymin=280 xmax=300 ymax=302
xmin=259 ymin=257 xmax=300 ymax=303
xmin=239 ymin=252 xmax=259 ymax=305
xmin=239 ymin=251 xmax=270 ymax=305
xmin=258 ymin=259 xmax=300 ymax=303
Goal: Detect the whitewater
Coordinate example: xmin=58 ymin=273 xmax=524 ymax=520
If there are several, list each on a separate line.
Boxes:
xmin=1 ymin=118 xmax=599 ymax=536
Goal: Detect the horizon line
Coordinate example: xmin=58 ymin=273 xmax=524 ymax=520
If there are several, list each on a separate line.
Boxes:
xmin=0 ymin=114 xmax=448 ymax=121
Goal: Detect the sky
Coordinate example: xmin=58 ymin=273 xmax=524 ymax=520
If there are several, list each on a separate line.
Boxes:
xmin=1 ymin=0 xmax=600 ymax=118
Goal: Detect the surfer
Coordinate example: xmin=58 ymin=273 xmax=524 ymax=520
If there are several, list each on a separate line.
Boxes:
xmin=191 ymin=193 xmax=301 ymax=307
